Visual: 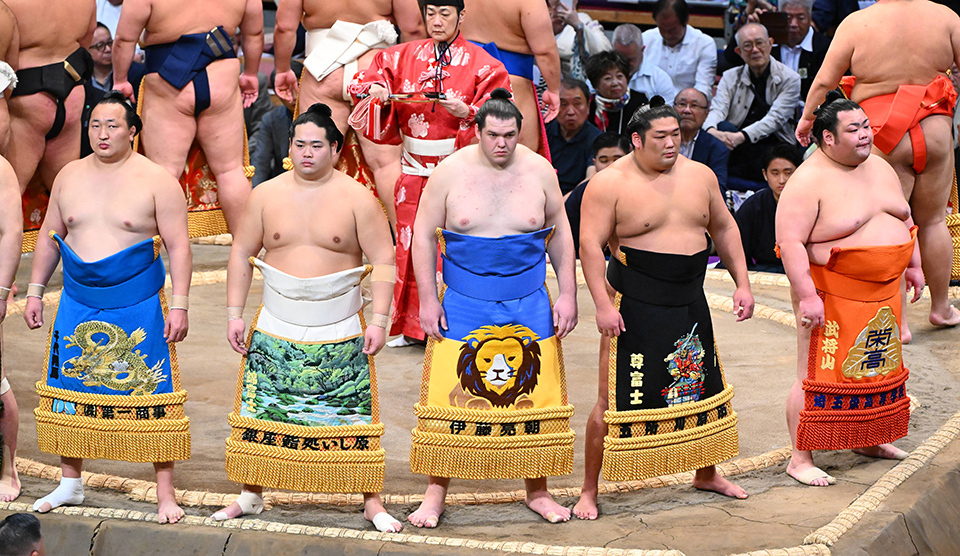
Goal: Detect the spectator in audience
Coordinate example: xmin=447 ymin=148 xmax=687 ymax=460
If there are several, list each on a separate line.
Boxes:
xmin=81 ymin=23 xmax=144 ymax=157
xmin=735 ymin=143 xmax=802 ymax=272
xmin=250 ymin=62 xmax=303 ymax=187
xmin=723 ymin=0 xmax=830 ymax=100
xmin=675 ymin=88 xmax=729 ymax=193
xmin=704 ymin=23 xmax=800 ymax=185
xmin=564 ymin=133 xmax=632 ymax=257
xmin=586 ymin=51 xmax=648 ymax=135
xmin=96 ymin=0 xmax=144 ymax=60
xmin=0 ymin=513 xmax=44 ymax=556
xmin=812 ymin=0 xmax=871 ymax=34
xmin=642 ymin=0 xmax=718 ymax=98
xmin=612 ymin=24 xmax=678 ymax=102
xmin=548 ymin=0 xmax=612 ymax=81
xmin=547 ymin=77 xmax=603 ymax=194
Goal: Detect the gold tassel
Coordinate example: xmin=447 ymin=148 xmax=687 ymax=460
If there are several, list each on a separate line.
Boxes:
xmin=35 ymin=412 xmax=190 ymax=463
xmin=602 ymin=420 xmax=739 ymax=481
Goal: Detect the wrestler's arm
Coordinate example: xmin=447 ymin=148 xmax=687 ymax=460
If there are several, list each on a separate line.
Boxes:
xmin=797 ymin=23 xmax=853 ymax=145
xmin=704 ymin=168 xmax=754 ymax=321
xmin=541 ymin=157 xmax=578 ymax=339
xmin=80 ymin=5 xmax=96 ymax=49
xmin=520 ymin=0 xmax=561 ymax=121
xmin=23 ymin=177 xmax=69 ymax=330
xmin=579 ymin=169 xmax=624 ymax=337
xmin=0 ymin=157 xmax=21 ymax=323
xmin=153 ymin=170 xmax=192 ymax=343
xmin=412 ymin=161 xmax=451 ymax=341
xmin=238 ymin=0 xmax=265 ymax=108
xmin=225 ymin=185 xmax=266 ymax=354
xmin=775 ymin=173 xmax=823 ymax=327
xmin=393 ymin=0 xmax=427 ymax=42
xmin=272 ymin=0 xmax=303 ymax=104
xmin=113 ymin=0 xmax=150 ymax=97
xmin=354 ymin=187 xmax=395 ymax=355
xmin=2 ymin=9 xmax=19 ymax=71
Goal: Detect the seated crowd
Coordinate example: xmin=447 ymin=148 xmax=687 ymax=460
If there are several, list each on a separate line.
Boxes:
xmin=543 ymin=0 xmax=844 ymax=272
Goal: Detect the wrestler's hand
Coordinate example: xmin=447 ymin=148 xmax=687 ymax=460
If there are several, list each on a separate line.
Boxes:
xmin=274 ymin=69 xmax=300 ymax=104
xmin=115 ymin=80 xmax=135 ymax=100
xmin=165 ymin=308 xmax=189 ymax=343
xmin=798 ymin=295 xmax=825 ymax=329
xmin=369 ymin=84 xmax=390 ymax=104
xmin=553 ymin=292 xmax=578 ymax=339
xmin=596 ymin=303 xmax=625 ymax=338
xmin=239 ymin=71 xmax=260 ymax=109
xmin=796 ymin=117 xmax=814 ymax=147
xmin=542 ymin=89 xmax=560 ymax=123
xmin=439 ymin=98 xmax=470 ymax=119
xmin=733 ymin=286 xmax=755 ymax=321
xmin=227 ymin=318 xmax=248 ymax=355
xmin=420 ymin=298 xmax=448 ymax=342
xmin=905 ymin=267 xmax=925 ymax=303
xmin=24 ymin=297 xmax=44 ymax=329
xmin=363 ymin=325 xmax=387 ymax=355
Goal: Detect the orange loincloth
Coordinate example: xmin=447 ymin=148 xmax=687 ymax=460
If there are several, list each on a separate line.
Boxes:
xmin=797 ymin=227 xmax=917 ymax=451
xmin=839 ymin=75 xmax=956 ymax=173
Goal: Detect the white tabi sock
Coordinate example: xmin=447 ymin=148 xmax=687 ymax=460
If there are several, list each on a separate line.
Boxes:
xmin=33 ymin=477 xmax=84 ymax=512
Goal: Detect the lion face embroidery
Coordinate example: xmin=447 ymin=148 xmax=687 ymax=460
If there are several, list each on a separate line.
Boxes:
xmin=457 ymin=324 xmax=542 ymax=408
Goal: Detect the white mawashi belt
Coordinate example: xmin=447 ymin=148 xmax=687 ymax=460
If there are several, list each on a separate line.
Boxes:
xmin=304 ymin=20 xmax=398 ymax=101
xmin=400 ymin=136 xmax=455 ymax=176
xmin=254 ymin=260 xmax=365 ymax=327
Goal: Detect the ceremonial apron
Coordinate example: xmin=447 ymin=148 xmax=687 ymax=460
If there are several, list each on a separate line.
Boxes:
xmin=603 ymin=247 xmax=738 ymax=481
xmin=410 ymin=228 xmax=575 ymax=479
xmin=797 ymin=228 xmax=916 ymax=451
xmin=224 ymin=260 xmax=385 ymax=493
xmin=35 ymin=233 xmax=190 ymax=463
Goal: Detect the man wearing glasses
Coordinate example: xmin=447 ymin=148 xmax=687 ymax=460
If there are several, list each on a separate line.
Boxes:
xmin=704 ymin=23 xmax=800 ymax=186
xmin=81 ymin=23 xmax=144 ymax=156
xmin=674 ymin=88 xmax=728 ymax=195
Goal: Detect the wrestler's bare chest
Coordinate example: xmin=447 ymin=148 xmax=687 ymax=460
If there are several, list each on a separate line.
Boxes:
xmin=615 ymin=179 xmax=711 ymax=243
xmin=444 ymin=176 xmax=546 ymax=236
xmin=260 ymin=188 xmax=362 ymax=256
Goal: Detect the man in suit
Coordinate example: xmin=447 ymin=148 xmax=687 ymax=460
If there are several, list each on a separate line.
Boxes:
xmin=675 ymin=88 xmax=729 ymax=194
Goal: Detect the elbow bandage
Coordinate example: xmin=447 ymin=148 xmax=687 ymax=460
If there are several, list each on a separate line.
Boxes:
xmin=371 ymin=264 xmax=396 ymax=284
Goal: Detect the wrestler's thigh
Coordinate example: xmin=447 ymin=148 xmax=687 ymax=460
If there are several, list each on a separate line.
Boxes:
xmin=298 ymin=76 xmax=352 ymax=134
xmin=3 ymin=95 xmax=52 ymax=187
xmin=140 ymin=75 xmax=198 ymax=174
xmin=871 ymin=143 xmax=915 ymax=200
xmin=789 ymin=288 xmax=812 ymax=382
xmin=38 ymin=86 xmax=84 ymax=186
xmin=909 ymin=116 xmax=954 ymax=223
xmin=194 ymin=59 xmax=247 ymax=174
xmin=508 ymin=75 xmax=541 ymax=151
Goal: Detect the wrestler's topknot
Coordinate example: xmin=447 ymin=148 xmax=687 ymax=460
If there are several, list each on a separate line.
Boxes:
xmin=475 ymin=87 xmax=523 ymax=131
xmin=811 ymin=91 xmax=862 ymax=147
xmin=625 ymin=95 xmax=679 ymax=143
xmin=289 ymin=102 xmax=344 ymax=152
xmin=95 ymin=90 xmax=143 ymax=136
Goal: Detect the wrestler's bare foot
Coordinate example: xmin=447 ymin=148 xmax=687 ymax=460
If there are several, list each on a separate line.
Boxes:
xmin=929 ymin=305 xmax=960 ymax=327
xmin=786 ymin=459 xmax=835 ymax=487
xmin=0 ymin=446 xmax=20 ymax=502
xmin=408 ymin=480 xmax=447 ymax=528
xmin=692 ymin=466 xmax=748 ymax=498
xmin=852 ymin=444 xmax=910 ymax=460
xmin=901 ymin=321 xmax=912 ymax=344
xmin=154 ymin=462 xmax=184 ymax=524
xmin=573 ymin=490 xmax=599 ymax=520
xmin=157 ymin=497 xmax=185 ymax=524
xmin=363 ymin=493 xmax=402 ymax=532
xmin=525 ymin=490 xmax=571 ymax=523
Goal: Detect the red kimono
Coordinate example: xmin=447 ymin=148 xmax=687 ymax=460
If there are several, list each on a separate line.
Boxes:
xmin=349 ymin=34 xmax=511 ymax=340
